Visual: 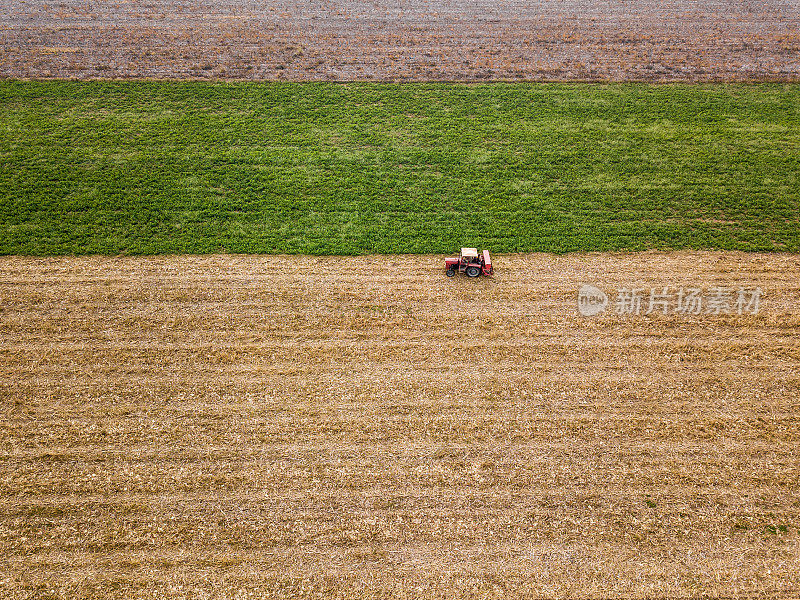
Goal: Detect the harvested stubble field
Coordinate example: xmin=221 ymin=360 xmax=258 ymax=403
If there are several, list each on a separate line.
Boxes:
xmin=1 ymin=0 xmax=799 ymax=82
xmin=1 ymin=251 xmax=799 ymax=598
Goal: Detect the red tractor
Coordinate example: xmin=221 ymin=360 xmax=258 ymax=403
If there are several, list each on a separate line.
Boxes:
xmin=445 ymin=248 xmax=493 ymax=278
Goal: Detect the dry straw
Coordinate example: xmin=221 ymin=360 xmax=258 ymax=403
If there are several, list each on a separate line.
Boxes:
xmin=1 ymin=251 xmax=799 ymax=598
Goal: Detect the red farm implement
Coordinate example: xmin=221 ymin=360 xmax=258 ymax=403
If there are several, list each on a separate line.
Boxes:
xmin=445 ymin=248 xmax=493 ymax=278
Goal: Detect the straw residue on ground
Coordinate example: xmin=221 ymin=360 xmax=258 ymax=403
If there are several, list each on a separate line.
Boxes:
xmin=1 ymin=251 xmax=799 ymax=598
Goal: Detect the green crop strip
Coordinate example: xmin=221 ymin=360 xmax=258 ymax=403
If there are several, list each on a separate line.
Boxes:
xmin=0 ymin=81 xmax=798 ymax=255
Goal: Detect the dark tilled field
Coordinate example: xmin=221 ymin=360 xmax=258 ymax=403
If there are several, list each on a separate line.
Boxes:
xmin=2 ymin=0 xmax=799 ymax=81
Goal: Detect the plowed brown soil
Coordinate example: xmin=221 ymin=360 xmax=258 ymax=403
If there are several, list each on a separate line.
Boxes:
xmin=2 ymin=0 xmax=799 ymax=81
xmin=2 ymin=252 xmax=799 ymax=598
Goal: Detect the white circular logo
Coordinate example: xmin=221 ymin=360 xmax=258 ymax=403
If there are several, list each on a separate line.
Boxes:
xmin=577 ymin=284 xmax=608 ymax=316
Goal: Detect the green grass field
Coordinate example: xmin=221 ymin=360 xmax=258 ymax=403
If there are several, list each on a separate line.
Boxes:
xmin=1 ymin=81 xmax=798 ymax=255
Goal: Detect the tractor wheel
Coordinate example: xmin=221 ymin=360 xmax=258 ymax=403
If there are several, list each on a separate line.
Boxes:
xmin=446 ymin=268 xmax=456 ymax=277
xmin=465 ymin=266 xmax=481 ymax=278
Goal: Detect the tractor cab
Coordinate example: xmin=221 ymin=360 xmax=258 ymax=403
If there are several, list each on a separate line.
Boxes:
xmin=459 ymin=247 xmax=480 ymax=266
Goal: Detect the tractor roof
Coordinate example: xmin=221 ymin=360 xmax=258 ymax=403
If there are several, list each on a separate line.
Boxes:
xmin=461 ymin=247 xmax=479 ymax=258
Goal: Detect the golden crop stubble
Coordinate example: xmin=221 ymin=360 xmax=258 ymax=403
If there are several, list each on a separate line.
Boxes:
xmin=1 ymin=251 xmax=799 ymax=598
